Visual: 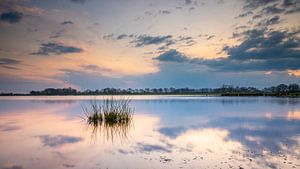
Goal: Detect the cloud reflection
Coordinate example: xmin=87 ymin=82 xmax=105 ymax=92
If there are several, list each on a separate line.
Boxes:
xmin=37 ymin=135 xmax=83 ymax=147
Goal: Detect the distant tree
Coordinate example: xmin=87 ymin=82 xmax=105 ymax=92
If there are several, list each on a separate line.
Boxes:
xmin=288 ymin=83 xmax=299 ymax=92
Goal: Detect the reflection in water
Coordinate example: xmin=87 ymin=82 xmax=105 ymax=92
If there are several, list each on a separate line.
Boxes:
xmin=83 ymin=116 xmax=134 ymax=143
xmin=288 ymin=111 xmax=300 ymax=120
xmin=0 ymin=96 xmax=299 ymax=169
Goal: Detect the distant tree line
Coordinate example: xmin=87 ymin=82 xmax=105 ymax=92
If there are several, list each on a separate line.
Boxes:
xmin=1 ymin=83 xmax=299 ymax=97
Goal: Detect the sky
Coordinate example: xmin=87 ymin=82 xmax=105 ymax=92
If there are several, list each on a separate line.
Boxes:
xmin=0 ymin=0 xmax=299 ymax=92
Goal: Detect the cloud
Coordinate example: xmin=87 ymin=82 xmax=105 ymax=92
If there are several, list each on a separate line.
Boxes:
xmin=257 ymin=16 xmax=280 ymax=26
xmin=131 ymin=35 xmax=174 ymax=47
xmin=243 ymin=0 xmax=280 ymax=10
xmin=104 ymin=33 xmax=195 ymax=51
xmin=285 ymin=6 xmax=300 ymax=14
xmin=282 ymin=0 xmax=298 ymax=6
xmin=62 ymin=164 xmax=75 ymax=168
xmin=136 ymin=142 xmax=173 ymax=153
xmin=207 ymin=117 xmax=300 ymax=153
xmin=265 ymin=15 xmax=280 ymax=25
xmin=37 ymin=135 xmax=83 ymax=147
xmin=154 ymin=49 xmax=188 ymax=62
xmin=0 ymin=58 xmax=20 ymax=65
xmin=236 ymin=11 xmax=253 ymax=18
xmin=0 ymin=58 xmax=21 ymax=69
xmin=159 ymin=10 xmax=171 ymax=14
xmin=81 ymin=64 xmax=112 ymax=72
xmin=155 ymin=28 xmax=300 ymax=72
xmin=70 ymin=0 xmax=86 ymax=4
xmin=0 ymin=122 xmax=21 ymax=132
xmin=158 ymin=126 xmax=187 ymax=139
xmin=50 ymin=30 xmax=64 ymax=39
xmin=1 ymin=165 xmax=23 ymax=169
xmin=116 ymin=34 xmax=128 ymax=40
xmin=184 ymin=0 xmax=192 ymax=5
xmin=102 ymin=34 xmax=114 ymax=40
xmin=243 ymin=0 xmax=300 ymax=16
xmin=261 ymin=4 xmax=285 ymax=14
xmin=206 ymin=35 xmax=215 ymax=40
xmin=31 ymin=42 xmax=83 ymax=55
xmin=61 ymin=21 xmax=74 ymax=25
xmin=0 ymin=11 xmax=23 ymax=24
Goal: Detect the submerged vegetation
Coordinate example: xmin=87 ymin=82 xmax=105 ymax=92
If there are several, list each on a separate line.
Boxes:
xmin=81 ymin=97 xmax=134 ymax=142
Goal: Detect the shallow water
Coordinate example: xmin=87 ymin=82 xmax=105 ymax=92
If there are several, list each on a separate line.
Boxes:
xmin=0 ymin=96 xmax=299 ymax=169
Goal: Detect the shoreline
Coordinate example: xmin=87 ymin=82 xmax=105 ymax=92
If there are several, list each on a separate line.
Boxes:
xmin=0 ymin=94 xmax=299 ymax=98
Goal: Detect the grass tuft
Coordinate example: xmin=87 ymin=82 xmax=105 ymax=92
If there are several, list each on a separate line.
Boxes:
xmin=81 ymin=96 xmax=134 ymax=142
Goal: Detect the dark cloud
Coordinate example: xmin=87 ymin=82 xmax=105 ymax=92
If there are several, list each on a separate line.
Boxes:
xmin=282 ymin=0 xmax=299 ymax=7
xmin=265 ymin=15 xmax=281 ymax=25
xmin=0 ymin=58 xmax=21 ymax=70
xmin=0 ymin=11 xmax=23 ymax=24
xmin=70 ymin=0 xmax=86 ymax=4
xmin=156 ymin=28 xmax=300 ymax=72
xmin=177 ymin=35 xmax=196 ymax=46
xmin=285 ymin=7 xmax=300 ymax=14
xmin=243 ymin=0 xmax=300 ymax=16
xmin=257 ymin=16 xmax=280 ymax=26
xmin=116 ymin=34 xmax=128 ymax=40
xmin=234 ymin=25 xmax=250 ymax=31
xmin=102 ymin=34 xmax=114 ymax=40
xmin=61 ymin=21 xmax=74 ymax=25
xmin=261 ymin=4 xmax=285 ymax=14
xmin=104 ymin=33 xmax=195 ymax=51
xmin=204 ymin=28 xmax=300 ymax=71
xmin=236 ymin=11 xmax=253 ymax=18
xmin=154 ymin=49 xmax=188 ymax=62
xmin=132 ymin=35 xmax=174 ymax=47
xmin=37 ymin=135 xmax=83 ymax=147
xmin=0 ymin=58 xmax=20 ymax=65
xmin=252 ymin=14 xmax=263 ymax=19
xmin=31 ymin=42 xmax=83 ymax=55
xmin=243 ymin=0 xmax=280 ymax=10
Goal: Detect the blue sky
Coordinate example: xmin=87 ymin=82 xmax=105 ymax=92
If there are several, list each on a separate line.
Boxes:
xmin=0 ymin=0 xmax=299 ymax=92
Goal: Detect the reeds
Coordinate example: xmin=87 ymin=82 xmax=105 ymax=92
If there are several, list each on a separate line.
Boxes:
xmin=81 ymin=96 xmax=134 ymax=142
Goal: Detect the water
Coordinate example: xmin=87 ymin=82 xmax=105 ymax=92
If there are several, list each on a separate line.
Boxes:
xmin=0 ymin=96 xmax=299 ymax=169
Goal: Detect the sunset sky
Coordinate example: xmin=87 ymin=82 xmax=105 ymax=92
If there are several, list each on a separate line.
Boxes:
xmin=0 ymin=0 xmax=299 ymax=92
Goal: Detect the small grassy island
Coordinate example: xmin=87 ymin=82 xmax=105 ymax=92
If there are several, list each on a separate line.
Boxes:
xmin=81 ymin=97 xmax=134 ymax=142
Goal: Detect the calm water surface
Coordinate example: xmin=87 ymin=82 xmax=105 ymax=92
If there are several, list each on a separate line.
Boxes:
xmin=0 ymin=96 xmax=299 ymax=169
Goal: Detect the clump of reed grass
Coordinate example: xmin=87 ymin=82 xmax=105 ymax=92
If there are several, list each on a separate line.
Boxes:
xmin=81 ymin=97 xmax=134 ymax=142
xmin=102 ymin=97 xmax=133 ymax=123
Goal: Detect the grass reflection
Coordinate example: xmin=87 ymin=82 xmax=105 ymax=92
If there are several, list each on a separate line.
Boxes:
xmin=81 ymin=97 xmax=134 ymax=143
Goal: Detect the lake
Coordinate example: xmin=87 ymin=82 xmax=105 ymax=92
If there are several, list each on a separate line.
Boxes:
xmin=0 ymin=96 xmax=299 ymax=169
